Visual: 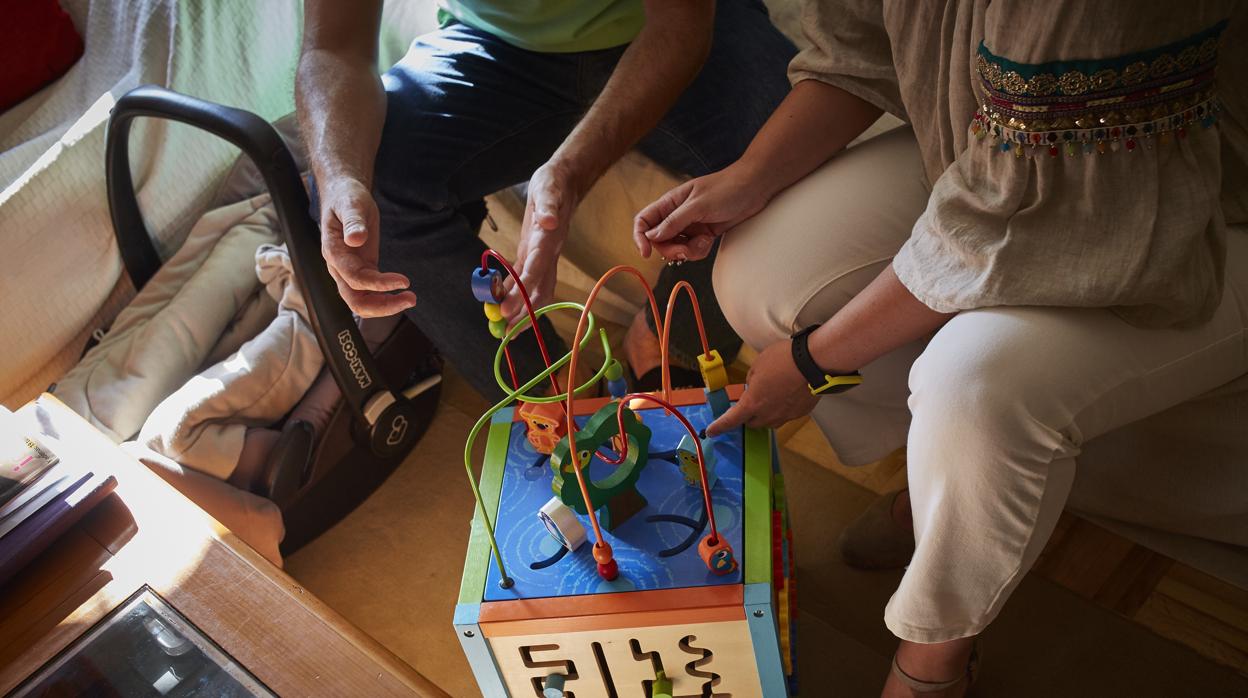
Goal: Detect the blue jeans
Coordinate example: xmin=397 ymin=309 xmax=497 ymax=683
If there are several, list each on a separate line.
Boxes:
xmin=372 ymin=1 xmax=795 ymax=399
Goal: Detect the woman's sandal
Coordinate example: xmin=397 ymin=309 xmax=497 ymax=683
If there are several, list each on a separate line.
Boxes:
xmin=890 ymin=640 xmax=980 ymax=695
xmin=838 ymin=489 xmax=916 ymax=570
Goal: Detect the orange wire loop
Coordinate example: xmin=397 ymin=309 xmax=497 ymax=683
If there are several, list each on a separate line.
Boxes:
xmin=659 ymin=281 xmax=712 ymax=402
xmin=565 ymin=266 xmax=665 ymax=554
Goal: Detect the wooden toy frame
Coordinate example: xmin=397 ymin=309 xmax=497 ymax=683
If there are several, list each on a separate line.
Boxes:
xmin=454 ymin=256 xmax=796 ymax=696
xmin=455 ymin=387 xmax=796 ymax=697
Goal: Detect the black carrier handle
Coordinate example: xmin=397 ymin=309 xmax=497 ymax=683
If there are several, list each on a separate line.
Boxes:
xmin=105 ymin=85 xmax=418 ymax=457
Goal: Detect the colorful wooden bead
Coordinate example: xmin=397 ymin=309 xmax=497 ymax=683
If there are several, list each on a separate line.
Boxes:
xmin=596 ymin=559 xmax=619 ymax=581
xmin=471 ymin=268 xmax=504 ymax=303
xmin=488 ymin=318 xmax=507 ymax=338
xmin=483 ymin=302 xmax=503 ymax=322
xmin=675 ymin=434 xmax=717 ymax=489
xmin=605 ymin=359 xmax=628 ymax=398
xmin=652 ymin=670 xmax=673 ymax=698
xmin=704 ymin=387 xmax=730 ymax=419
xmin=698 ymin=535 xmax=737 ymax=575
xmin=542 ymin=673 xmax=566 ymax=698
xmin=697 ymin=350 xmax=727 ymax=392
xmin=591 ymin=541 xmax=614 ymax=564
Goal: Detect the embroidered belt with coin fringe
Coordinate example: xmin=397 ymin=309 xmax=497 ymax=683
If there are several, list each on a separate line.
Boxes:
xmin=970 ymin=19 xmax=1226 ymax=157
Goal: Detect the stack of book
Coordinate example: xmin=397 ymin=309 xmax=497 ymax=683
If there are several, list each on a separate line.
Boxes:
xmin=0 ymin=406 xmax=115 ymax=586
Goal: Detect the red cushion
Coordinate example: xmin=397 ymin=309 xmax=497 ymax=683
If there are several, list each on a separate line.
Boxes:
xmin=0 ymin=0 xmax=84 ymax=112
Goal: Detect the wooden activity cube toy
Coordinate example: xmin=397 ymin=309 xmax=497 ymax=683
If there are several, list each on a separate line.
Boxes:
xmin=456 ymin=256 xmax=797 ymax=696
xmin=455 ymin=385 xmax=797 ymax=697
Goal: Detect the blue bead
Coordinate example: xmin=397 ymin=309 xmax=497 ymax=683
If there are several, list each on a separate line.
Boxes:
xmin=705 ymin=387 xmax=730 ymax=419
xmin=471 ymin=268 xmax=504 ymax=303
xmin=999 ymin=142 xmax=1012 ymax=152
xmin=607 ymin=377 xmax=628 ymax=399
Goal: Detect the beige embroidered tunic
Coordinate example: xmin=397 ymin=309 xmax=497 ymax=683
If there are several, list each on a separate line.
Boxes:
xmin=790 ymin=1 xmax=1247 ymax=327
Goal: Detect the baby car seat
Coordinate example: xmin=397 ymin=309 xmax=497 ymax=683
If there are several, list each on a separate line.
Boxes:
xmin=105 ymin=85 xmax=440 ymax=553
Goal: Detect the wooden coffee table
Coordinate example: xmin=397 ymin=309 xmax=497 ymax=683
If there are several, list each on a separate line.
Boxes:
xmin=0 ymin=395 xmax=445 ymax=696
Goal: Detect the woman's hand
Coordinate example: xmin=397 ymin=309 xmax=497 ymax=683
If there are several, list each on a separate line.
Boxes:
xmin=633 ymin=162 xmax=771 ymax=263
xmin=705 ymin=339 xmax=818 ymax=437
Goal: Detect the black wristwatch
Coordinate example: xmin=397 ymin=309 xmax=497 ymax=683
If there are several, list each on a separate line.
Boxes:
xmin=791 ymin=324 xmax=863 ymax=396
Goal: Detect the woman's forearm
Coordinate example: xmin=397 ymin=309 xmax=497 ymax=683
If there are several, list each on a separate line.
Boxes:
xmin=808 ymin=264 xmax=953 ymax=374
xmin=735 ymin=79 xmax=882 ymax=200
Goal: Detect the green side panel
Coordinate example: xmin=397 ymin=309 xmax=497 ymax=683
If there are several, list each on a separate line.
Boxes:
xmin=743 ymin=426 xmax=773 ymax=585
xmin=458 ymin=408 xmax=515 ymax=605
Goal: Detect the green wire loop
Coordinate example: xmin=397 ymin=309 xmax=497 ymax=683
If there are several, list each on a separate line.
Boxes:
xmin=462 ymin=302 xmax=613 ymax=584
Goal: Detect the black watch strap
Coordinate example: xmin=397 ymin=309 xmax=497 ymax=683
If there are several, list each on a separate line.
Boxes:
xmin=791 ymin=324 xmax=862 ymax=395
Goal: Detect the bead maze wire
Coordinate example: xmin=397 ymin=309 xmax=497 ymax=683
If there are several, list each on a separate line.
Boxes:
xmin=660 ymin=280 xmax=711 ymax=404
xmin=481 ymin=250 xmax=560 ymax=395
xmin=463 ymin=254 xmax=722 ymax=584
xmin=562 ymin=265 xmax=722 ymax=573
xmin=463 ymin=303 xmax=612 ymax=586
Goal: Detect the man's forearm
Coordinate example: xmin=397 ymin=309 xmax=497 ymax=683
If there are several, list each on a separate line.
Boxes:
xmin=550 ymin=2 xmax=715 ymax=197
xmin=295 ymin=49 xmax=385 ymax=187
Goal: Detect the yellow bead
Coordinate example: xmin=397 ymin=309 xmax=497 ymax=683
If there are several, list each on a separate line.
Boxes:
xmin=483 ymin=303 xmax=503 ymax=322
xmin=697 ymin=350 xmax=728 ymax=392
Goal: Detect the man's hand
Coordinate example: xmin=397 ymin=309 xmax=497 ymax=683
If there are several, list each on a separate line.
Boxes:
xmin=705 ymin=338 xmax=818 ymax=437
xmin=501 ymin=161 xmax=580 ymax=325
xmin=318 ymin=176 xmax=416 ymax=317
xmin=633 ymin=163 xmax=770 ymax=264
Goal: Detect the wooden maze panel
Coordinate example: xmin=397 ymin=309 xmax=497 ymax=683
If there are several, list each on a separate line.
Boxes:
xmin=486 ymin=616 xmax=762 ymax=698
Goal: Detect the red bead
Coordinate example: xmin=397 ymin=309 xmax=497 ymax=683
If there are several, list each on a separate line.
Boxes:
xmin=1110 ymin=127 xmax=1121 ymax=138
xmin=1178 ymin=127 xmax=1188 ymax=139
xmin=1125 ymin=138 xmax=1137 ymax=151
xmin=1048 ymin=145 xmax=1059 ymax=158
xmin=597 ymin=559 xmax=619 ymax=581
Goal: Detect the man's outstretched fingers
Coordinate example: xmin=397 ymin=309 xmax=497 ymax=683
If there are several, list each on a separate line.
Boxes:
xmin=323 ymin=236 xmax=409 ymax=293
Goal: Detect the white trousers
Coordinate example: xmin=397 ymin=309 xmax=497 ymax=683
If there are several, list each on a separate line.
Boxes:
xmin=714 ymin=127 xmax=1248 ymax=642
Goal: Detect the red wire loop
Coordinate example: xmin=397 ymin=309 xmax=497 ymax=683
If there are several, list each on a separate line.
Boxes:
xmin=482 ymin=250 xmax=560 ymax=394
xmin=615 ymin=392 xmax=720 ymax=544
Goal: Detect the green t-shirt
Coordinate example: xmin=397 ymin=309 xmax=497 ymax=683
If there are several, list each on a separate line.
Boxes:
xmin=436 ymin=0 xmax=644 ymax=53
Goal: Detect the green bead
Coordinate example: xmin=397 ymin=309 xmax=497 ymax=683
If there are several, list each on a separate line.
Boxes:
xmin=489 ymin=318 xmax=507 ymax=338
xmin=605 ymin=359 xmax=623 ymax=381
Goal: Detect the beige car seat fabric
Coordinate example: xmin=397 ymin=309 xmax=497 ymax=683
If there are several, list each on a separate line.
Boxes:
xmin=138 ymin=243 xmax=323 ymax=480
xmin=54 ymin=195 xmax=280 ymax=441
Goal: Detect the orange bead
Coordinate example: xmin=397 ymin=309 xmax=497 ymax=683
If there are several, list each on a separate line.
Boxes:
xmin=698 ymin=535 xmax=737 ymax=575
xmin=592 ymin=541 xmax=614 ymax=564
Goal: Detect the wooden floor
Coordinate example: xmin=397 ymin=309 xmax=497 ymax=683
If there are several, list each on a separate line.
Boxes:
xmin=780 ymin=416 xmax=1248 ymax=680
xmin=287 ymin=363 xmax=1248 ymax=696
